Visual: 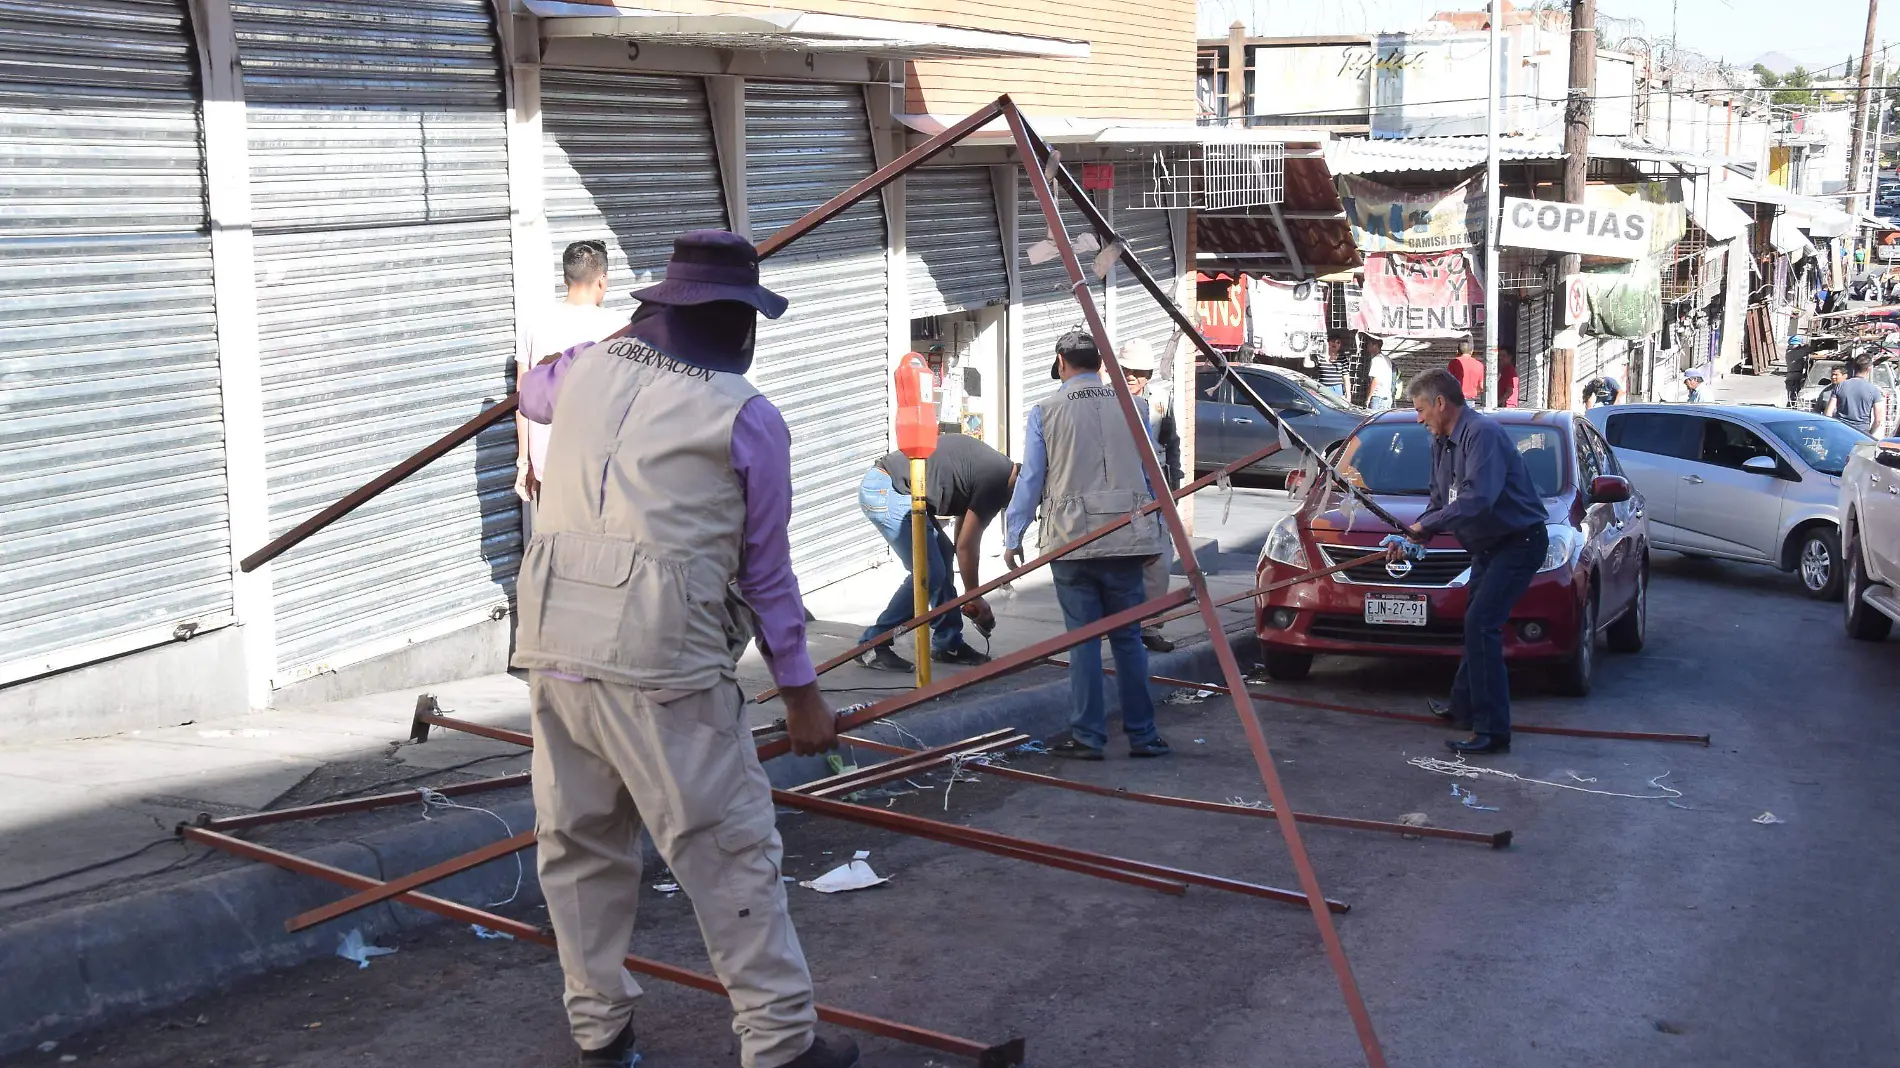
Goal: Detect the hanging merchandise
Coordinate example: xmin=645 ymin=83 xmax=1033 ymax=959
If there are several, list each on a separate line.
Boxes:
xmin=1582 ymin=260 xmax=1664 ymax=339
xmin=1351 ymin=250 xmax=1484 ymax=337
xmin=1336 ymin=175 xmax=1487 ymax=254
xmin=1248 ymin=278 xmax=1329 ymax=365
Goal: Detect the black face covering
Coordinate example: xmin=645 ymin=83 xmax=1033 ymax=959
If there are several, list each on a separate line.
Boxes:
xmin=628 ymin=299 xmax=758 ymax=375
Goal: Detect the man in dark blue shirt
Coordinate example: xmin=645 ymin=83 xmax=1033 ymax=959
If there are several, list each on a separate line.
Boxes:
xmin=1387 ymin=368 xmax=1549 ymax=754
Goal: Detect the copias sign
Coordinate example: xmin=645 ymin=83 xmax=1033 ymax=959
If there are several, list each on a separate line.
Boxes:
xmin=1498 ymin=195 xmax=1651 ymax=261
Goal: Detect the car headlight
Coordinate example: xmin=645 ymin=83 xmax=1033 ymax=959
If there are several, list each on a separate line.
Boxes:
xmin=1539 ymin=525 xmax=1584 ymax=573
xmin=1262 ymin=515 xmax=1309 ymax=568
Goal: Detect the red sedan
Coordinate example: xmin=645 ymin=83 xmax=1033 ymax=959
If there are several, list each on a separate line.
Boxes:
xmin=1255 ymin=409 xmax=1650 ymax=696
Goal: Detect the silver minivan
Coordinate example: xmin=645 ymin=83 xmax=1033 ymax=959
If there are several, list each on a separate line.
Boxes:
xmin=1586 ymin=403 xmax=1870 ymax=599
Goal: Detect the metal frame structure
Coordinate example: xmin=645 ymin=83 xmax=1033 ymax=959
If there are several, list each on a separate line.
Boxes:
xmin=209 ymin=96 xmax=1409 ymax=1066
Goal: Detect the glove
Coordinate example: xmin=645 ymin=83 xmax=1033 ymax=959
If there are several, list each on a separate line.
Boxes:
xmin=1379 ymin=533 xmax=1426 ymax=562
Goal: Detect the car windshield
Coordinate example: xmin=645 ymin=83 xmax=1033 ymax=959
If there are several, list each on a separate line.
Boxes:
xmin=1334 ymin=420 xmax=1568 ymax=497
xmin=1759 ymin=415 xmax=1868 ymax=475
xmin=1272 ymin=368 xmax=1361 ymax=413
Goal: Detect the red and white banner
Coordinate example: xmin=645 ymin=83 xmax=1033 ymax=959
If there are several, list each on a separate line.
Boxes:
xmin=1195 ymin=272 xmax=1247 ymax=348
xmin=1350 ymin=250 xmax=1484 ymax=338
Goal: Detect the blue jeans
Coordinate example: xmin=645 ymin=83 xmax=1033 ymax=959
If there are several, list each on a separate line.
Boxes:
xmin=1368 ymin=395 xmax=1392 ymax=412
xmin=1051 ymin=557 xmax=1158 ymax=750
xmin=1448 ymin=525 xmax=1548 ymax=738
xmin=858 ymin=468 xmax=962 ymax=652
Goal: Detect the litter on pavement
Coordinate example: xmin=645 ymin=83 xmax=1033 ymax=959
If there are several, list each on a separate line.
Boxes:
xmin=799 ymin=859 xmax=889 ymax=894
xmin=1409 ymin=755 xmax=1684 ymax=803
xmin=1753 ymin=812 xmax=1785 ymax=825
xmin=470 ymin=925 xmax=514 ymax=940
xmin=335 ymin=929 xmax=397 ymax=970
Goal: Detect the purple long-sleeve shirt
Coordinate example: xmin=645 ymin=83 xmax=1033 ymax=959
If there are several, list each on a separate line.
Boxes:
xmin=521 ymin=346 xmax=816 ymax=689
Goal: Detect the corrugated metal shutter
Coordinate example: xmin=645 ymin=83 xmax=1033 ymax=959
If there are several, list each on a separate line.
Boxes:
xmin=1515 ymin=294 xmax=1550 ymax=408
xmin=1111 ymin=165 xmax=1180 ymax=353
xmin=542 ymin=70 xmax=727 ymax=310
xmin=906 ymin=167 xmax=1005 ymax=318
xmin=745 ymin=82 xmax=888 ymax=590
xmin=1014 ymin=173 xmax=1104 ymax=447
xmin=235 ymin=0 xmax=518 ymax=680
xmin=0 ymin=0 xmax=233 ymax=681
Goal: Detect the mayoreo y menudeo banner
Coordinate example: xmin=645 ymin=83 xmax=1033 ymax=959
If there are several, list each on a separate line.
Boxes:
xmin=1351 ymin=250 xmax=1485 ymax=338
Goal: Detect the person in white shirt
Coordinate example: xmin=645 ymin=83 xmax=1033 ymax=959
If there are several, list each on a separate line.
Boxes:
xmin=1361 ymin=334 xmax=1394 ymax=411
xmin=516 ymin=240 xmax=627 ymax=503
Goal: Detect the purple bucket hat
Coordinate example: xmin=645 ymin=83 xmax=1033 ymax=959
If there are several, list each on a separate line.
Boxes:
xmin=629 ymin=229 xmax=789 ymax=318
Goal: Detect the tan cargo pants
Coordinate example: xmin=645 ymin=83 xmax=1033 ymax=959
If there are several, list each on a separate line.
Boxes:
xmin=530 ymin=673 xmax=817 ymax=1067
xmin=1142 ymin=540 xmax=1174 ymax=638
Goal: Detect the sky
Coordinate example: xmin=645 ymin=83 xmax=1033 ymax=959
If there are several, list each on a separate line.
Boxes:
xmin=1197 ymin=0 xmax=1900 ymax=75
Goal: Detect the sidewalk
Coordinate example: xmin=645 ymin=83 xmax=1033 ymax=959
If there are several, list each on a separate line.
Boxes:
xmin=0 ymin=485 xmax=1290 ymax=919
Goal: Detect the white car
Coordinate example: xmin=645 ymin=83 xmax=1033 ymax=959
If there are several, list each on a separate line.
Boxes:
xmin=1586 ymin=404 xmax=1870 ymax=599
xmin=1840 ymin=437 xmax=1900 ymax=639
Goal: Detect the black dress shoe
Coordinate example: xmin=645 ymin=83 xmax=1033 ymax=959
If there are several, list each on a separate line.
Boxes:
xmin=1445 ymin=733 xmax=1511 ymax=755
xmin=1426 ymin=699 xmax=1472 ymax=731
xmin=1141 ymin=629 xmax=1176 ymax=653
xmin=779 ymin=1036 xmax=863 ymax=1068
xmin=1047 ymin=737 xmax=1105 ymax=761
xmin=577 ymin=1021 xmax=637 ymax=1067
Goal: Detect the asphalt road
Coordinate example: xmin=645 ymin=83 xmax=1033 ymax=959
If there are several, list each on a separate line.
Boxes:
xmin=11 ymin=547 xmax=1897 ymax=1068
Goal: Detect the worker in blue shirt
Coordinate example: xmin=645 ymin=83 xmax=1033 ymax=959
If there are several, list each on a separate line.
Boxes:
xmin=1386 ymin=368 xmax=1548 ymax=755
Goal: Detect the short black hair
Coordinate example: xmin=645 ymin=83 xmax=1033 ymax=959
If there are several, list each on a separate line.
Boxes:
xmin=1852 ymin=352 xmax=1873 ymax=374
xmin=1407 ymin=367 xmax=1467 ymax=408
xmin=1456 ymin=336 xmax=1475 ymax=354
xmin=564 ymin=240 xmax=607 ymax=287
xmin=1056 ymin=329 xmax=1101 ymax=371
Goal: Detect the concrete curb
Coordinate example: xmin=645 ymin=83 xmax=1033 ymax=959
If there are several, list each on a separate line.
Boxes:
xmin=0 ymin=633 xmax=1257 ymax=1057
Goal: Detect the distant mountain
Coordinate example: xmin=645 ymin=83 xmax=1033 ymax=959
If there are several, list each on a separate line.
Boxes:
xmin=1753 ymin=52 xmax=1801 ymax=77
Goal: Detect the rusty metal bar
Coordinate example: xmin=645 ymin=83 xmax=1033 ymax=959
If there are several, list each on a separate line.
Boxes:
xmin=753 ymin=588 xmax=1193 ymax=762
xmin=237 ymin=101 xmax=1008 ymax=575
xmin=795 ymin=730 xmax=1027 ymax=799
xmin=199 ymin=772 xmax=532 ymax=833
xmin=182 ymin=827 xmax=1024 ymax=1066
xmin=751 ymin=439 xmax=1283 ymax=706
xmin=1004 ymin=101 xmax=1386 ymax=1067
xmin=285 ymin=830 xmax=536 ymax=933
xmin=837 ymin=734 xmax=1509 ymax=849
xmin=415 ymin=709 xmax=530 ymax=747
xmin=774 ymin=789 xmax=1346 ymax=910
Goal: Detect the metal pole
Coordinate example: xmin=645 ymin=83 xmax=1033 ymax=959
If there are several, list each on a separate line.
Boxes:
xmin=1553 ymin=0 xmax=1596 ymax=410
xmin=1484 ymin=0 xmax=1502 ymax=408
xmin=1850 ymin=0 xmax=1881 ymax=218
xmin=910 ymin=456 xmax=931 ymax=685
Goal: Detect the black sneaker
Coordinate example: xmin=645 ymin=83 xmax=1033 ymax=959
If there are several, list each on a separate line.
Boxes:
xmin=1129 ymin=737 xmax=1172 ymax=758
xmin=779 ymin=1036 xmax=863 ymax=1068
xmin=935 ymin=640 xmax=992 ymax=666
xmin=858 ymin=644 xmax=913 ymax=673
xmin=1047 ymin=737 xmax=1105 ymax=761
xmin=1141 ymin=629 xmax=1176 ymax=653
xmin=577 ymin=1021 xmax=637 ymax=1067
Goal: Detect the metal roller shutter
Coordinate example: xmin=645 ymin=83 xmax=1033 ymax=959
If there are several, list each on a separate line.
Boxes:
xmin=1111 ymin=165 xmax=1181 ymax=354
xmin=906 ymin=167 xmax=1005 ymax=318
xmin=0 ymin=0 xmax=233 ymax=682
xmin=745 ymin=82 xmax=889 ymax=590
xmin=542 ymin=70 xmax=728 ymax=310
xmin=1515 ymin=294 xmax=1551 ymax=408
xmin=235 ymin=0 xmax=518 ymax=680
xmin=1014 ymin=172 xmax=1103 ymax=447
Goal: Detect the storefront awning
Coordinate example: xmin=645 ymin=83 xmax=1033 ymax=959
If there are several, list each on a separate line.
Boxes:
xmin=1323 ymin=136 xmax=1564 ymax=175
xmin=1684 ymin=178 xmax=1752 ymax=242
xmin=893 ymin=113 xmax=1326 ymax=153
xmin=525 ymin=1 xmax=1090 ymax=60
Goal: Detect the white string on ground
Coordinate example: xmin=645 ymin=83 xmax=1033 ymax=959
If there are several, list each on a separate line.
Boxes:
xmin=419 ymin=788 xmax=523 ymax=908
xmin=1407 ymin=756 xmax=1683 ymax=802
xmin=941 ymin=751 xmax=1004 ymax=810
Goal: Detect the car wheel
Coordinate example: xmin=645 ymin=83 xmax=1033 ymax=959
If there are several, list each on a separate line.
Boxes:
xmin=1606 ymin=567 xmax=1647 ymax=653
xmin=1798 ymin=527 xmax=1844 ymax=601
xmin=1553 ymin=592 xmax=1597 ymax=697
xmin=1843 ymin=521 xmax=1894 ymax=641
xmin=1260 ymin=650 xmax=1313 ymax=681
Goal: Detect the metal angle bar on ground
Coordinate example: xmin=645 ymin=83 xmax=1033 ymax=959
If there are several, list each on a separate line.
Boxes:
xmin=237 ymin=101 xmax=1008 ymax=575
xmin=794 ymin=730 xmax=1028 ymax=799
xmin=1004 ymin=101 xmax=1387 ymax=1068
xmin=751 ymin=439 xmax=1283 ymax=706
xmin=180 ymin=828 xmax=1024 ymax=1066
xmin=772 ymin=789 xmax=1346 ymax=910
xmin=285 ymin=829 xmax=537 ymax=933
xmin=197 ymin=772 xmax=533 ymax=833
xmin=837 ymin=734 xmax=1509 ymax=849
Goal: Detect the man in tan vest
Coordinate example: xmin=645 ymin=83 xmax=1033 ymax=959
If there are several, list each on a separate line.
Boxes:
xmin=515 ymin=230 xmax=858 ymax=1068
xmin=1002 ymin=330 xmax=1171 ymax=761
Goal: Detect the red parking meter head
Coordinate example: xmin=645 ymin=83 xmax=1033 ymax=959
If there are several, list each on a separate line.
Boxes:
xmin=894 ymin=352 xmax=938 ymax=459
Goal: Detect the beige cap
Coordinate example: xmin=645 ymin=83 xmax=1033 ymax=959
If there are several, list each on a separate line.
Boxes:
xmin=1118 ymin=337 xmax=1157 ymax=373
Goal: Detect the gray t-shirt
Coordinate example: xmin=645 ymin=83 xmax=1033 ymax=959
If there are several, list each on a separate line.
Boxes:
xmin=1833 ymin=376 xmax=1882 ymax=432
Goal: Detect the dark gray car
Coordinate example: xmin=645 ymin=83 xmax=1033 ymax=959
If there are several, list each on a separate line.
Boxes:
xmin=1195 ymin=363 xmax=1367 ymax=481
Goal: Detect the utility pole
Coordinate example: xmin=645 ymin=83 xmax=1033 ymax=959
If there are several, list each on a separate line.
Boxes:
xmin=1848 ymin=0 xmax=1879 ymax=217
xmin=1226 ymin=20 xmax=1246 ymax=125
xmin=1483 ymin=0 xmax=1502 ymax=408
xmin=1552 ymin=0 xmax=1596 ymax=410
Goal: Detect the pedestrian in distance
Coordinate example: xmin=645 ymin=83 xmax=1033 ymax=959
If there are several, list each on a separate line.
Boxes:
xmin=1682 ymin=369 xmax=1705 ymax=403
xmin=1004 ymin=330 xmax=1170 ymax=761
xmin=1316 ymin=331 xmax=1351 ymax=398
xmin=853 ymin=432 xmax=1012 ymax=672
xmin=1580 ymin=375 xmax=1621 ymax=410
xmin=1814 ymin=363 xmax=1847 ymax=415
xmin=1361 ymin=334 xmax=1394 ymax=411
xmin=1497 ymin=344 xmax=1519 ymax=408
xmin=1120 ymin=337 xmax=1180 ymax=654
xmin=1387 ymin=368 xmax=1549 ymax=756
xmin=1827 ymin=351 xmax=1887 ymax=435
xmin=1785 ymin=336 xmax=1811 ymax=408
xmin=516 ymin=240 xmax=627 ymax=508
xmin=515 ymin=230 xmax=859 ymax=1068
xmin=1447 ymin=336 xmax=1484 ymax=401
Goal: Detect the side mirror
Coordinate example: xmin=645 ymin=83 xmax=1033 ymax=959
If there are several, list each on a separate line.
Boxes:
xmin=1876 ymin=440 xmax=1900 ymax=470
xmin=1589 ymin=475 xmax=1633 ymax=504
xmin=1742 ymin=455 xmax=1779 ymax=474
